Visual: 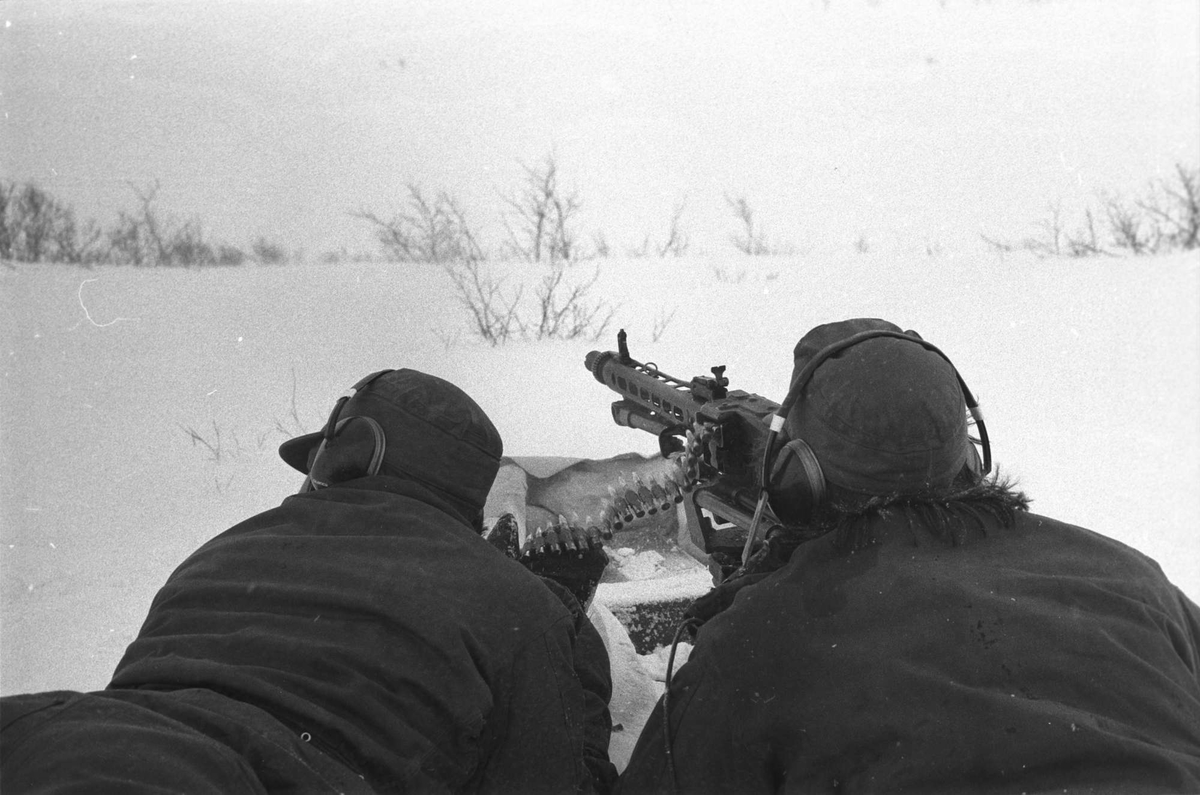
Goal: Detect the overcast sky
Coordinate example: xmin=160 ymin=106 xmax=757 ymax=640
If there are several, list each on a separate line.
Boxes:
xmin=4 ymin=1 xmax=1197 ymax=261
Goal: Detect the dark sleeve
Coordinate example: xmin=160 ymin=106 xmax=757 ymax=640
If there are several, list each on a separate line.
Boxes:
xmin=615 ymin=651 xmax=773 ymax=795
xmin=1171 ymin=586 xmax=1200 ymax=681
xmin=540 ymin=577 xmax=619 ymax=794
xmin=480 ymin=615 xmax=596 ymax=795
xmin=574 ymin=605 xmax=619 ymax=794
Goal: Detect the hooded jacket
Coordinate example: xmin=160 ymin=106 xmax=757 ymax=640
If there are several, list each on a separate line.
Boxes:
xmin=109 ymin=475 xmax=612 ymax=793
xmin=616 ymin=510 xmax=1200 ymax=794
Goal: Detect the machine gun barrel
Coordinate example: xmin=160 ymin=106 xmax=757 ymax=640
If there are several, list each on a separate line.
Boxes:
xmin=584 ymin=348 xmax=707 ymax=438
xmin=586 ymin=331 xmax=785 ymax=576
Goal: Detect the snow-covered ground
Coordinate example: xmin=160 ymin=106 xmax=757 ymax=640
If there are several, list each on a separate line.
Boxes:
xmin=3 ymin=249 xmax=1197 ymax=696
xmin=2 ymin=0 xmax=1199 ymax=770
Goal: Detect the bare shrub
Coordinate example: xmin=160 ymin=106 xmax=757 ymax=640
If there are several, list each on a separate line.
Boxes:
xmin=533 ymin=263 xmax=614 ymax=341
xmin=592 ymin=231 xmax=611 ymax=258
xmin=179 ymin=420 xmax=235 ymax=463
xmin=725 ymin=193 xmax=792 ymax=255
xmin=1 ymin=181 xmax=103 ymax=264
xmin=433 ymin=327 xmax=462 ymax=352
xmin=500 ymin=154 xmax=615 ymax=342
xmin=658 ymin=199 xmax=690 ymax=257
xmin=182 ymin=379 xmax=318 ymax=493
xmin=353 ymin=185 xmax=478 ymax=264
xmin=726 ymin=193 xmax=768 ymax=255
xmin=0 ymin=182 xmax=15 ymax=260
xmin=0 ymin=181 xmax=284 ymax=269
xmin=412 ymin=198 xmax=528 ymax=345
xmin=356 ymin=156 xmax=617 ymax=344
xmin=106 ymin=181 xmax=237 ymax=267
xmin=252 ymin=237 xmax=288 ymax=264
xmin=444 ymin=256 xmax=525 ymax=346
xmin=437 ymin=208 xmax=534 ymax=344
xmin=713 ymin=265 xmax=748 ymax=283
xmin=274 ymin=367 xmax=311 ymax=438
xmin=1132 ymin=163 xmax=1199 ymax=252
xmin=355 ymin=184 xmax=529 ymax=345
xmin=1103 ymin=193 xmax=1155 ymax=255
xmin=630 ymin=199 xmax=689 ymax=257
xmin=1063 ymin=208 xmax=1104 ymax=257
xmin=107 ymin=182 xmax=171 ymax=265
xmin=984 ymin=164 xmax=1199 ymax=259
xmin=319 ymin=247 xmax=373 ymax=265
xmin=216 ymin=244 xmax=248 ymax=266
xmin=651 ymin=306 xmax=678 ymax=342
xmin=162 ymin=223 xmax=217 ymax=266
xmin=502 ymin=154 xmax=580 ymax=264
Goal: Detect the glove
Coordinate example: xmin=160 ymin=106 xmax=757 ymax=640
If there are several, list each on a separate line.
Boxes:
xmin=520 ymin=522 xmax=610 ymax=610
xmin=486 ymin=512 xmax=523 ymax=559
xmin=683 ymin=525 xmax=813 ymax=636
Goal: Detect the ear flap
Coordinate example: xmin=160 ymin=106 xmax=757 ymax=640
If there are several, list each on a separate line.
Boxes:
xmin=766 ymin=438 xmax=826 ymax=525
xmin=307 ymin=416 xmax=387 ymax=490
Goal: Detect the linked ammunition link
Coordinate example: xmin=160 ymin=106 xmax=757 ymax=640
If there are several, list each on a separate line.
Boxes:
xmin=521 ymin=443 xmax=705 ymax=548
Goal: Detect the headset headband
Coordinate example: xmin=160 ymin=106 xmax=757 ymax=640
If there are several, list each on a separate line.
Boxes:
xmin=742 ymin=328 xmax=992 ymax=562
xmin=299 ymin=369 xmax=396 ymax=494
xmin=321 ymin=369 xmax=395 ymax=444
xmin=777 ymin=329 xmax=991 ymax=474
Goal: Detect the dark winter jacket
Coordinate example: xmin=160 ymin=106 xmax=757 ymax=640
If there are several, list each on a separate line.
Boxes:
xmin=107 ymin=475 xmax=614 ymax=793
xmin=616 ymin=511 xmax=1200 ymax=794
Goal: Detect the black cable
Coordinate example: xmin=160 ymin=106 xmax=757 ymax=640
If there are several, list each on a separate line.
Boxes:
xmin=662 ymin=617 xmax=702 ymax=795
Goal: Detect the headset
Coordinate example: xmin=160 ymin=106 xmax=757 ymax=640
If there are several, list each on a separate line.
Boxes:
xmin=301 ymin=369 xmax=395 ymax=492
xmin=761 ymin=329 xmax=992 ymax=528
xmin=667 ymin=329 xmax=994 ymax=794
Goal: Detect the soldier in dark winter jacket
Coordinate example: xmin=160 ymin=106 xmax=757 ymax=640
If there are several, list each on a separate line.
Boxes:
xmin=616 ymin=318 xmax=1200 ymax=794
xmin=1 ymin=369 xmax=617 ymax=794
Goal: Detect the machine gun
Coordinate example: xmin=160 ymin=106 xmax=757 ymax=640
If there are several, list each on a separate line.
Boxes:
xmin=585 ymin=330 xmax=789 ymax=581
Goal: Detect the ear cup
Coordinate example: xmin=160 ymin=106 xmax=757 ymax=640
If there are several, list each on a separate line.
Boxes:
xmin=767 ymin=438 xmax=827 ymax=525
xmin=307 ymin=416 xmax=387 ymax=490
xmin=962 ymin=438 xmax=984 ymax=483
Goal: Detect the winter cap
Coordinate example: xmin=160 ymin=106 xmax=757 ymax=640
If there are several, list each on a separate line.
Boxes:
xmin=280 ymin=369 xmax=503 ymax=510
xmin=785 ymin=319 xmax=970 ymax=495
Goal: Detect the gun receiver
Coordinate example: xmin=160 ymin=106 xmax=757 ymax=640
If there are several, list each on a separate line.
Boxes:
xmin=585 ymin=330 xmax=784 ymax=579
